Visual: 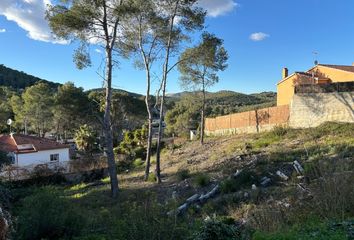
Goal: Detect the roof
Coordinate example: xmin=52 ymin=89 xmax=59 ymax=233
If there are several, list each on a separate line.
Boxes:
xmin=277 ymin=64 xmax=354 ymax=85
xmin=0 ymin=135 xmax=17 ymax=152
xmin=0 ymin=134 xmax=69 ymax=154
xmin=277 ymin=72 xmax=312 ymax=85
xmin=318 ymin=64 xmax=354 ymax=73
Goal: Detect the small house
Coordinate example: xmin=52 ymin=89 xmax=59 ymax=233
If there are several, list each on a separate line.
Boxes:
xmin=0 ymin=134 xmax=70 ymax=168
xmin=277 ymin=64 xmax=354 ymax=106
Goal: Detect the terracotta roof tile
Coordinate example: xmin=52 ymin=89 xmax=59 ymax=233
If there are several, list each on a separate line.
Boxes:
xmin=0 ymin=134 xmax=69 ymax=154
xmin=0 ymin=135 xmax=17 ymax=152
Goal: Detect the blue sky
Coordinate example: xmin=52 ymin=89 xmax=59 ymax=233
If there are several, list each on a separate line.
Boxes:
xmin=1 ymin=0 xmax=354 ymax=95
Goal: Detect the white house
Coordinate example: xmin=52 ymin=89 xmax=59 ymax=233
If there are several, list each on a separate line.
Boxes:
xmin=0 ymin=134 xmax=70 ymax=169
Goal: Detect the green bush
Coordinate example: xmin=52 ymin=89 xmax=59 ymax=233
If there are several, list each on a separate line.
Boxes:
xmin=192 ymin=219 xmax=240 ymax=240
xmin=252 ymin=220 xmax=347 ymax=240
xmin=193 ymin=173 xmax=210 ymax=187
xmin=0 ymin=150 xmax=12 ymax=169
xmin=16 ymin=187 xmax=85 ymax=240
xmin=113 ymin=194 xmax=193 ymax=240
xmin=147 ymin=173 xmax=157 ymax=182
xmin=133 ymin=158 xmax=144 ymax=168
xmin=252 ymin=133 xmax=281 ymax=149
xmin=176 ymin=169 xmax=191 ymax=181
xmin=270 ymin=125 xmax=288 ymax=137
xmin=116 ymin=158 xmax=132 ymax=173
xmin=220 ymin=170 xmax=253 ymax=193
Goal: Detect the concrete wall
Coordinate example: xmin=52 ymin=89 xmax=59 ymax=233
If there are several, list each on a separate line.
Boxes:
xmin=205 ymin=105 xmax=290 ymax=136
xmin=205 ymin=91 xmax=353 ymax=136
xmin=15 ymin=148 xmax=70 ymax=167
xmin=289 ymin=92 xmax=354 ymax=128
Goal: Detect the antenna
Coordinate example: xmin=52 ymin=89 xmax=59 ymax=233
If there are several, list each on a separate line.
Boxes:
xmin=312 ymin=51 xmax=319 ymax=65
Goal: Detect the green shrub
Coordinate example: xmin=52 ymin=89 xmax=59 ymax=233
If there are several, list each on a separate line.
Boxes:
xmin=133 ymin=158 xmax=144 ymax=168
xmin=116 ymin=158 xmax=132 ymax=173
xmin=308 ymin=122 xmax=354 ymax=139
xmin=252 ymin=220 xmax=347 ymax=240
xmin=271 ymin=125 xmax=288 ymax=137
xmin=193 ymin=173 xmax=210 ymax=187
xmin=150 ymin=155 xmax=157 ymax=164
xmin=147 ymin=173 xmax=157 ymax=182
xmin=113 ymin=194 xmax=193 ymax=240
xmin=133 ymin=146 xmax=145 ymax=159
xmin=16 ymin=187 xmax=85 ymax=240
xmin=192 ymin=219 xmax=240 ymax=240
xmin=0 ymin=150 xmax=12 ymax=170
xmin=252 ymin=134 xmax=280 ymax=149
xmin=220 ymin=170 xmax=253 ymax=193
xmin=73 ymin=234 xmax=107 ymax=240
xmin=176 ymin=169 xmax=191 ymax=181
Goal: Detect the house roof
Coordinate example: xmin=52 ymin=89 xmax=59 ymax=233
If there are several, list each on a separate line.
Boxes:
xmin=277 ymin=72 xmax=312 ymax=85
xmin=277 ymin=64 xmax=354 ymax=85
xmin=0 ymin=135 xmax=17 ymax=152
xmin=0 ymin=134 xmax=69 ymax=154
xmin=318 ymin=64 xmax=354 ymax=73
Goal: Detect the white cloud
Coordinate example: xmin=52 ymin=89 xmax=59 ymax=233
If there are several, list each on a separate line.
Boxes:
xmin=0 ymin=0 xmax=67 ymax=44
xmin=95 ymin=48 xmax=102 ymax=54
xmin=0 ymin=28 xmax=6 ymax=33
xmin=250 ymin=32 xmax=270 ymax=41
xmin=198 ymin=0 xmax=238 ymax=17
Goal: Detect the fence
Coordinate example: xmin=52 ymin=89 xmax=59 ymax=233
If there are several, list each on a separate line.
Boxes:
xmin=205 ymin=105 xmax=290 ymax=135
xmin=295 ymin=81 xmax=354 ymax=94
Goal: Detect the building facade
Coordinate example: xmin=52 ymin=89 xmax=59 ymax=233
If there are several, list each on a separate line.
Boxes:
xmin=0 ymin=134 xmax=70 ymax=168
xmin=277 ymin=64 xmax=354 ymax=106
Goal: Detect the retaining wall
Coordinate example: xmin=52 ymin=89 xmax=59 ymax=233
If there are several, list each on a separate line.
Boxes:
xmin=289 ymin=92 xmax=354 ymax=128
xmin=205 ymin=91 xmax=354 ymax=136
xmin=205 ymin=105 xmax=290 ymax=136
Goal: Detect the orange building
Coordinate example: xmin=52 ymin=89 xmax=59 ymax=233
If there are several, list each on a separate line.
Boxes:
xmin=277 ymin=64 xmax=354 ymax=106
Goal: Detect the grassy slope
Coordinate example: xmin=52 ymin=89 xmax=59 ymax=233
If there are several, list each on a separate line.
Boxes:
xmin=9 ymin=122 xmax=354 ymax=239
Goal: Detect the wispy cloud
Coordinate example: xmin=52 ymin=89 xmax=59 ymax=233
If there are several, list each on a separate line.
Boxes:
xmin=0 ymin=28 xmax=6 ymax=33
xmin=0 ymin=0 xmax=67 ymax=44
xmin=95 ymin=48 xmax=102 ymax=54
xmin=198 ymin=0 xmax=238 ymax=17
xmin=249 ymin=32 xmax=270 ymax=41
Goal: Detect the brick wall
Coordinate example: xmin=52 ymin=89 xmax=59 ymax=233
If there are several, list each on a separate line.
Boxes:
xmin=205 ymin=105 xmax=290 ymax=135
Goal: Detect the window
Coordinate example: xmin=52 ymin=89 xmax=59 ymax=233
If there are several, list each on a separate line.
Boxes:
xmin=8 ymin=155 xmax=15 ymax=165
xmin=50 ymin=154 xmax=59 ymax=161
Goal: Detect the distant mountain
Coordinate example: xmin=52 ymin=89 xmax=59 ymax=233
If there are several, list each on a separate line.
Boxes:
xmin=166 ymin=90 xmax=277 ymax=117
xmin=0 ymin=64 xmax=61 ymax=90
xmin=0 ymin=64 xmax=276 ymax=117
xmin=88 ymin=88 xmax=144 ymax=99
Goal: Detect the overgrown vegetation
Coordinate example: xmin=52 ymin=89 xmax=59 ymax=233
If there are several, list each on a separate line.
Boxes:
xmin=3 ymin=122 xmax=354 ymax=239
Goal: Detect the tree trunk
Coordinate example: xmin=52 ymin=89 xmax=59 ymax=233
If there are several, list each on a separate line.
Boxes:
xmin=155 ymin=1 xmax=179 ymax=184
xmin=155 ymin=78 xmax=166 ymax=184
xmin=200 ymin=80 xmax=206 ymax=145
xmin=144 ymin=73 xmax=153 ymax=181
xmin=104 ymin=47 xmax=119 ymax=198
xmin=144 ymin=116 xmax=153 ymax=181
xmin=255 ymin=109 xmax=259 ymax=133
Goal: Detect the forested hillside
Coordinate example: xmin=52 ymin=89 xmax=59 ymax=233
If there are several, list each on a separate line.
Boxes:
xmin=0 ymin=65 xmax=276 ymax=139
xmin=168 ymin=90 xmax=276 ymax=116
xmin=0 ymin=64 xmax=60 ymax=90
xmin=165 ymin=91 xmax=276 ymax=136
